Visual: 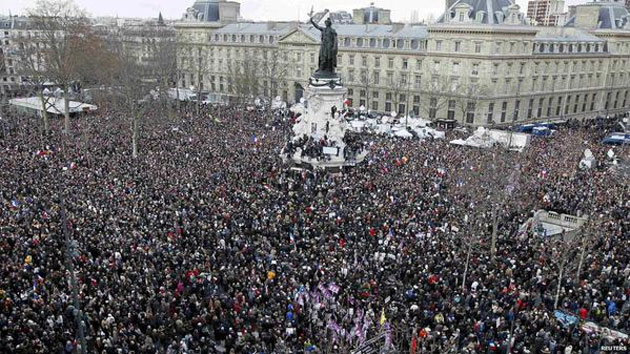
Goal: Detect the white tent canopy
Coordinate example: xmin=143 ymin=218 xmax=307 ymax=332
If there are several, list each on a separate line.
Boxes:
xmin=9 ymin=97 xmax=97 ymax=115
xmin=450 ymin=127 xmax=530 ymax=151
xmin=393 ymin=129 xmax=413 ymax=138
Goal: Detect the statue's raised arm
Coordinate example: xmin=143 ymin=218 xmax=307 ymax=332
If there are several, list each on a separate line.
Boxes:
xmin=310 ymin=17 xmax=323 ymax=31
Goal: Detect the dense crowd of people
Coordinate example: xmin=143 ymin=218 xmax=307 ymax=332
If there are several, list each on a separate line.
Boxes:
xmin=0 ymin=102 xmax=628 ymax=354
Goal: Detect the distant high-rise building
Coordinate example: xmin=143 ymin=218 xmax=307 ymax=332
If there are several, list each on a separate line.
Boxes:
xmin=527 ymin=0 xmax=565 ymax=26
xmin=409 ymin=10 xmax=420 ymax=24
xmin=352 ymin=3 xmax=392 ymax=24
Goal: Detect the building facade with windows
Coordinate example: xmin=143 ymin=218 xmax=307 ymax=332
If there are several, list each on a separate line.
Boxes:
xmin=176 ymin=0 xmax=630 ymax=126
xmin=0 ymin=16 xmax=31 ymax=100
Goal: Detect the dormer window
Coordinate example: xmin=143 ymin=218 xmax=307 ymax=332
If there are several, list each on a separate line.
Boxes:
xmin=452 ymin=3 xmax=472 ymax=23
xmin=475 ymin=11 xmax=485 ymax=23
xmin=495 ymin=12 xmax=504 ymax=24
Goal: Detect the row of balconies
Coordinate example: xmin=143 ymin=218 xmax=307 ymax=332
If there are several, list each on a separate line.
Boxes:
xmin=534 ymin=41 xmax=607 ymax=55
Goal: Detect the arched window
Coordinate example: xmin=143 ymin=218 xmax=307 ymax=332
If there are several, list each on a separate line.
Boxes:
xmin=382 ymin=38 xmax=390 ymax=49
xmin=241 ymin=35 xmax=245 ymax=42
xmin=357 ymin=38 xmax=363 ymax=47
xmin=223 ymin=34 xmax=228 ymax=41
xmin=369 ymin=38 xmax=376 ymax=48
xmin=410 ymin=39 xmax=419 ymax=50
xmin=269 ymin=36 xmax=274 ymax=44
xmin=259 ymin=35 xmax=265 ymax=43
xmin=397 ymin=39 xmax=404 ymax=49
xmin=250 ymin=35 xmax=255 ymax=43
xmin=232 ymin=34 xmax=236 ymax=42
xmin=344 ymin=37 xmax=351 ymax=47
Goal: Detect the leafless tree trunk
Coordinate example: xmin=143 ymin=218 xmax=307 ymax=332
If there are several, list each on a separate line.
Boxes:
xmin=491 ymin=205 xmax=498 ymax=261
xmin=554 ymin=257 xmax=566 ymax=309
xmin=63 ymin=86 xmax=71 ymax=133
xmin=132 ymin=110 xmax=139 ymax=159
xmin=576 ymin=234 xmax=587 ymax=282
xmin=462 ymin=241 xmax=472 ymax=291
xmin=38 ymin=90 xmax=50 ymax=133
xmin=27 ymin=0 xmax=89 ymax=136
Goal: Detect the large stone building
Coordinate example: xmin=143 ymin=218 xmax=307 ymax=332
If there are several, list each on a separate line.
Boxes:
xmin=1 ymin=14 xmax=175 ymax=101
xmin=0 ymin=16 xmax=31 ymax=99
xmin=115 ymin=15 xmax=176 ymax=79
xmin=175 ymin=0 xmax=630 ymax=126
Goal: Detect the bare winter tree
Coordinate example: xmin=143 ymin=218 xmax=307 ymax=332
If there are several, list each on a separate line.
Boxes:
xmin=14 ymin=30 xmax=54 ymax=134
xmin=450 ymin=156 xmax=503 ymax=289
xmin=177 ymin=43 xmax=213 ymax=114
xmin=455 ymin=81 xmax=489 ymax=125
xmin=357 ymin=64 xmax=375 ymax=111
xmin=147 ymin=27 xmax=178 ymax=114
xmin=542 ymin=230 xmax=586 ymax=309
xmin=27 ymin=0 xmax=88 ymax=134
xmin=227 ymin=51 xmax=261 ymax=106
xmin=453 ymin=148 xmax=522 ymax=263
xmin=109 ymin=36 xmax=151 ymax=159
xmin=420 ymin=74 xmax=456 ymax=121
xmin=389 ymin=72 xmax=411 ymax=117
xmin=259 ymin=48 xmax=288 ymax=110
xmin=574 ymin=216 xmax=599 ymax=283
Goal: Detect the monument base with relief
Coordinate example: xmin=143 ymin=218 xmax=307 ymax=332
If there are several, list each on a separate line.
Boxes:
xmin=282 ymin=76 xmax=367 ymax=169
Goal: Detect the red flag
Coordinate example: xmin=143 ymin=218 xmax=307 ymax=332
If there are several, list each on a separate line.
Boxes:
xmin=411 ymin=335 xmax=418 ymax=354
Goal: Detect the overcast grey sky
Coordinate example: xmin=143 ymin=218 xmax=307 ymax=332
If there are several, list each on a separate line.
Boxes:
xmin=0 ymin=0 xmax=589 ymax=21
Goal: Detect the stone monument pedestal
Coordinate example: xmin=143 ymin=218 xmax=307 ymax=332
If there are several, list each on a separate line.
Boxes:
xmin=282 ymin=76 xmax=367 ymax=169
